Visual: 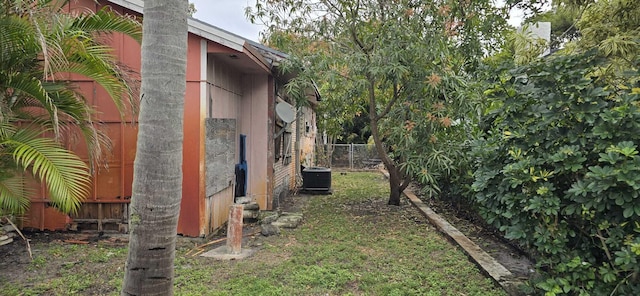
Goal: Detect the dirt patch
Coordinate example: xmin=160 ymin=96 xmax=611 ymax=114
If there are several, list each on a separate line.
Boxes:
xmin=0 ymin=231 xmax=127 ymax=291
xmin=410 ymin=185 xmax=536 ymax=280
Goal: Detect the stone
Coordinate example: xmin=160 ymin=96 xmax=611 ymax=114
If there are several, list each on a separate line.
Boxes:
xmin=243 ymin=210 xmax=260 ymax=219
xmin=272 ymin=213 xmax=303 ymax=229
xmin=0 ymin=238 xmax=13 ymax=246
xmin=260 ymin=224 xmax=280 ymax=236
xmin=280 ymin=212 xmax=303 ymax=218
xmin=260 ymin=213 xmax=279 ymax=225
xmin=235 ymin=196 xmax=253 ymax=204
xmin=2 ymin=224 xmax=15 ymax=232
xmin=243 ymin=202 xmax=260 ymax=210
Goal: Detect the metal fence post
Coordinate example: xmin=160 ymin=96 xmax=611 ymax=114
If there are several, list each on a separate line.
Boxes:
xmin=349 ymin=144 xmax=353 ymax=170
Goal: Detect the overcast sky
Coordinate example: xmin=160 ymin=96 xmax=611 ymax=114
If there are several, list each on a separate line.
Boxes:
xmin=189 ymin=1 xmax=524 ymax=43
xmin=190 ymin=0 xmax=263 ymax=42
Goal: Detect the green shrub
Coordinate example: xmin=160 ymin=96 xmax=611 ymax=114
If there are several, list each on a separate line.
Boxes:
xmin=472 ymin=50 xmax=640 ymax=295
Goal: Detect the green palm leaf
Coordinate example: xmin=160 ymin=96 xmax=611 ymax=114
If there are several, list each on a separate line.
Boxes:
xmin=3 ymin=127 xmax=91 ymax=214
xmin=71 ymin=8 xmax=143 ymax=43
xmin=0 ymin=175 xmax=32 ymax=215
xmin=1 ymin=72 xmax=57 ymax=117
xmin=0 ymin=0 xmax=140 ymax=216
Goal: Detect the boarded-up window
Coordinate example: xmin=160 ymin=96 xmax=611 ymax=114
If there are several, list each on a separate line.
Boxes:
xmin=205 ymin=118 xmax=236 ymax=197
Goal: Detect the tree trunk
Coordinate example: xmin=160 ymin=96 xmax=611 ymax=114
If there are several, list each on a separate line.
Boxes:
xmin=365 ymin=76 xmax=405 ymax=205
xmin=387 ymin=166 xmax=403 ymax=206
xmin=121 ymin=1 xmax=188 ymax=295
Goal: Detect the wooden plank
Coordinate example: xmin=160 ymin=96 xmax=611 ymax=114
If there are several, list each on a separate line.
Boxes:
xmin=97 ymin=203 xmax=103 ymax=232
xmin=73 ymin=218 xmax=124 ymax=223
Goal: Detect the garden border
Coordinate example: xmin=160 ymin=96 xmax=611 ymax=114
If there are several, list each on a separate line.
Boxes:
xmin=381 ymin=170 xmax=525 ymax=295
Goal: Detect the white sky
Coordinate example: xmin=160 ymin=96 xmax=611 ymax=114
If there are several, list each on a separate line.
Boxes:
xmin=189 ymin=1 xmax=524 ymax=43
xmin=190 ymin=0 xmax=263 ymax=42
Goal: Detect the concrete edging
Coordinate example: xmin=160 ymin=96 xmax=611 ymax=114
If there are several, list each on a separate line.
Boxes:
xmin=380 ymin=170 xmax=524 ymax=295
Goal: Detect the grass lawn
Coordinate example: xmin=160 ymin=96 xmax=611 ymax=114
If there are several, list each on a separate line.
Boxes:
xmin=0 ymin=172 xmax=505 ymax=295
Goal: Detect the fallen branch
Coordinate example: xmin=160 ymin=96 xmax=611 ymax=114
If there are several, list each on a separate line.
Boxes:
xmin=185 ymin=237 xmax=227 ymax=256
xmin=5 ymin=218 xmax=32 ymax=260
xmin=185 ymin=231 xmax=260 ymax=257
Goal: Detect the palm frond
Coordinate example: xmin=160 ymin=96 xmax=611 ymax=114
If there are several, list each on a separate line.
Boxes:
xmin=4 ymin=128 xmax=91 ymax=214
xmin=0 ymin=175 xmax=32 ymax=215
xmin=1 ymin=72 xmax=59 ymax=129
xmin=0 ymin=15 xmax=40 ymax=72
xmin=0 ymin=0 xmax=141 ymax=215
xmin=64 ymin=44 xmax=130 ymax=116
xmin=71 ymin=8 xmax=143 ymax=43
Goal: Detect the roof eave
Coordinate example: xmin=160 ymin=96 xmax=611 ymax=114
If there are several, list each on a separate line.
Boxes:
xmin=106 ymin=0 xmax=245 ymax=52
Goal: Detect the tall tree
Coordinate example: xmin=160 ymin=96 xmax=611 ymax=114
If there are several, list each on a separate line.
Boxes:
xmin=0 ymin=0 xmax=141 ymax=215
xmin=121 ymin=0 xmax=188 ymax=295
xmin=250 ymin=0 xmax=508 ymax=205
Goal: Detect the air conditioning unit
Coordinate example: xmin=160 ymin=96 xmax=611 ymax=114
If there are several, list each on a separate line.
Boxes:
xmin=302 ymin=167 xmax=332 ymax=193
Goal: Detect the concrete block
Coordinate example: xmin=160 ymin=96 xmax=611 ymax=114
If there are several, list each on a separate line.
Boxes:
xmin=243 ymin=202 xmax=260 ymax=210
xmin=260 ymin=213 xmax=279 ymax=224
xmin=235 ymin=196 xmax=253 ymax=204
xmin=260 ymin=224 xmax=280 ymax=236
xmin=243 ymin=210 xmax=260 ymax=219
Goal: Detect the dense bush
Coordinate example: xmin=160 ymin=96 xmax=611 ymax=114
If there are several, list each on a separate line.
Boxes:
xmin=472 ymin=51 xmax=640 ymax=295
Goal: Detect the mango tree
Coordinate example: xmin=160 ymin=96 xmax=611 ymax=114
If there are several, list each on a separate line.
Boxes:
xmin=250 ymin=0 xmax=509 ymax=205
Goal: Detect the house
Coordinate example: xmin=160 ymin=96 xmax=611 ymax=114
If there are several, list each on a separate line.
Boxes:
xmin=22 ymin=0 xmax=319 ymax=237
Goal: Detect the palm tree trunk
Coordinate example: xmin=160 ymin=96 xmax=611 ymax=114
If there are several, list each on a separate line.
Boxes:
xmin=121 ymin=1 xmax=188 ymax=295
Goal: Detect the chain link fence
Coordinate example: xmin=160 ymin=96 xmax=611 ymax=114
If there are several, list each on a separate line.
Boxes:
xmin=317 ymin=144 xmax=382 ymax=169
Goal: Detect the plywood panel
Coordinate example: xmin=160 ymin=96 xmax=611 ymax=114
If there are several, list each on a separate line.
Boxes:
xmin=25 ymin=204 xmax=68 ymax=231
xmin=205 ymin=118 xmax=236 ymax=197
xmin=95 ymin=83 xmax=124 ymax=122
xmin=102 ymin=123 xmax=122 ymax=162
xmin=95 ymin=166 xmax=122 ymax=200
xmin=22 ymin=203 xmax=44 ymax=230
xmin=206 ymin=186 xmax=234 ymax=232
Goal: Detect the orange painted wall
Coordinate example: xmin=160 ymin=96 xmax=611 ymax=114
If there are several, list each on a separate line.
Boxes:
xmin=177 ymin=35 xmax=206 ymax=237
xmin=23 ymin=0 xmax=142 ymax=231
xmin=23 ymin=0 xmax=283 ymax=237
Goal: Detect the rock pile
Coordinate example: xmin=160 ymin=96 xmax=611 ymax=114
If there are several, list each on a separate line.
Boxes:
xmin=258 ymin=211 xmax=303 ymax=236
xmin=234 ymin=196 xmax=304 ymax=237
xmin=0 ymin=223 xmax=18 ymax=246
xmin=234 ymin=196 xmax=260 ymax=220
